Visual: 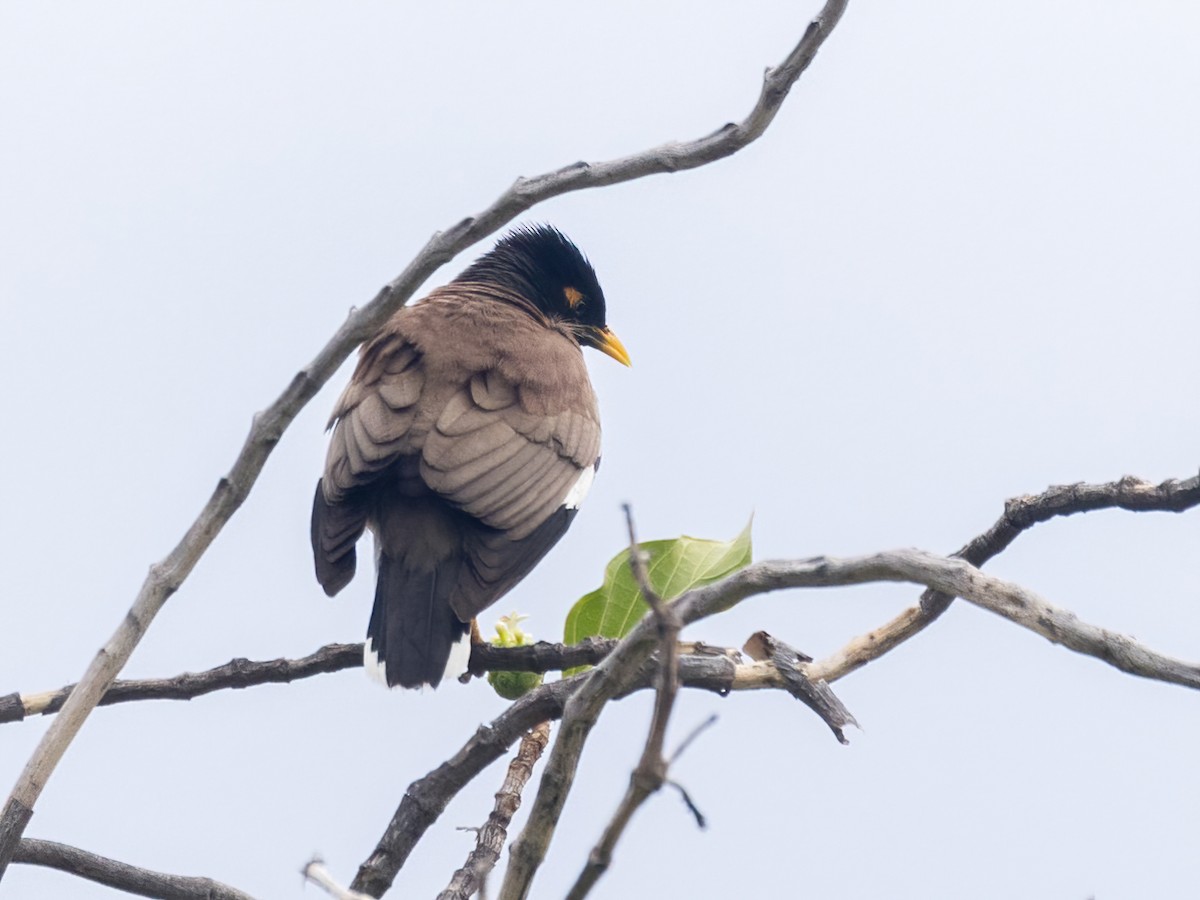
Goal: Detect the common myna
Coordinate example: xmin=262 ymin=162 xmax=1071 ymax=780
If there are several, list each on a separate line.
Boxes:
xmin=311 ymin=225 xmax=629 ymax=689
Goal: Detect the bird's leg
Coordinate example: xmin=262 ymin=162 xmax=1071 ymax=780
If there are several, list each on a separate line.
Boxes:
xmin=457 ymin=619 xmax=486 ymax=684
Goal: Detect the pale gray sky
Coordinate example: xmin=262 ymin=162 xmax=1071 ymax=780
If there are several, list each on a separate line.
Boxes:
xmin=3 ymin=2 xmax=1199 ymax=898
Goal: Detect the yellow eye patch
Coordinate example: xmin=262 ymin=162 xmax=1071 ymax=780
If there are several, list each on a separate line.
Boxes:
xmin=563 ymin=286 xmax=585 ymax=310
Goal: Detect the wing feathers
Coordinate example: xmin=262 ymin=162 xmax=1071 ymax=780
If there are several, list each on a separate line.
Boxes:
xmin=469 ymin=370 xmax=517 ymax=411
xmin=447 ymin=507 xmax=577 ymax=622
xmin=497 ymin=463 xmax=579 ymax=539
xmin=354 ymin=394 xmax=413 ymax=453
xmin=310 ymin=479 xmax=366 ymax=596
xmin=445 ymin=440 xmax=544 ymax=506
xmin=473 ymin=450 xmax=561 ymax=523
xmin=424 ymin=419 xmax=519 ymax=473
xmin=382 ymin=344 xmax=420 ymax=375
xmin=435 ymin=391 xmax=494 ymax=437
xmin=377 ymin=366 xmax=424 ymax=409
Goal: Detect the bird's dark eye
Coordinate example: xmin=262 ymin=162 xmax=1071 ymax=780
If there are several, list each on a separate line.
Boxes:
xmin=563 ymin=286 xmax=585 ymax=312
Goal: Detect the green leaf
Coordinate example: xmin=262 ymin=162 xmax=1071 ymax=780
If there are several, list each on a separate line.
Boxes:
xmin=562 ymin=520 xmax=752 ymax=675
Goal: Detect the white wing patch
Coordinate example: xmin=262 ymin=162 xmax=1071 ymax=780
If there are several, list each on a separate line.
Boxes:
xmin=562 ymin=464 xmax=596 ymax=511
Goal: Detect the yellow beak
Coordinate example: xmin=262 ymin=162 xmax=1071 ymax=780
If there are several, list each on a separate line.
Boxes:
xmin=589 ymin=326 xmax=632 ymax=367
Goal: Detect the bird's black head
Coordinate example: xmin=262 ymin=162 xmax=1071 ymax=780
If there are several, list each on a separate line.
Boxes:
xmin=457 ymin=224 xmax=631 ymax=366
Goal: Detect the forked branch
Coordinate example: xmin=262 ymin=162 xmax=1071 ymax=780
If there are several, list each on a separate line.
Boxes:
xmin=807 ymin=471 xmax=1200 ymax=682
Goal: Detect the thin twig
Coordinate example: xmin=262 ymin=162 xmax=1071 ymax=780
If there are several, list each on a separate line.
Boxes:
xmin=12 ymin=838 xmax=256 ymax=900
xmin=437 ymin=722 xmax=552 ymax=900
xmin=665 ymin=780 xmax=707 ymax=830
xmin=303 ymin=858 xmax=372 ymax=900
xmin=806 ymin=472 xmax=1200 ymax=683
xmin=562 ymin=507 xmax=684 ymax=900
xmin=669 ymin=714 xmax=719 ymax=766
xmin=0 ymin=0 xmax=849 ymax=876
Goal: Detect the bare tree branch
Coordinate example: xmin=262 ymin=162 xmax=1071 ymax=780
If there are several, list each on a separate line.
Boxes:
xmin=0 ymin=642 xmax=820 ymax=724
xmin=1 ymin=639 xmax=617 ymax=726
xmin=351 ymin=679 xmax=574 ymax=897
xmin=470 ymin=638 xmax=618 ymax=679
xmin=742 ymin=631 xmax=857 ymax=743
xmin=348 ymin=652 xmax=839 ymax=897
xmin=0 ymin=0 xmax=850 ymax=875
xmin=496 ymin=592 xmax=676 ymax=897
xmin=807 ymin=471 xmax=1200 ymax=683
xmin=12 ymin=838 xmax=256 ymax=900
xmin=2 ymin=644 xmax=363 ymax=724
xmin=437 ymin=722 xmax=552 ymax=900
xmin=689 ymin=551 xmax=1200 ymax=689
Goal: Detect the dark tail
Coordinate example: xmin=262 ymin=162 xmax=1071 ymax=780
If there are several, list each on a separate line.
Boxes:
xmin=366 ymin=553 xmax=471 ymax=689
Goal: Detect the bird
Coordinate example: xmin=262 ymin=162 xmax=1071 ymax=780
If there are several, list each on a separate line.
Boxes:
xmin=310 ymin=224 xmax=630 ymax=689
